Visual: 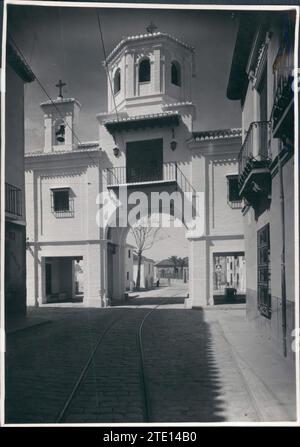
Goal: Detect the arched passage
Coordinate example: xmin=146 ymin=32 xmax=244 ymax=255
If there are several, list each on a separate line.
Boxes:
xmin=105 ymin=210 xmax=190 ymax=304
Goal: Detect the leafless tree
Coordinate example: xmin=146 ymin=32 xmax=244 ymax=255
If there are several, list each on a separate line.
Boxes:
xmin=130 ymin=217 xmax=160 ymax=290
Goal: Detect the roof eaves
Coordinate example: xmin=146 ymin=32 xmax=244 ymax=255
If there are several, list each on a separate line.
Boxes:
xmin=7 ymin=42 xmax=35 ymax=83
xmin=226 ymin=13 xmax=259 ymax=101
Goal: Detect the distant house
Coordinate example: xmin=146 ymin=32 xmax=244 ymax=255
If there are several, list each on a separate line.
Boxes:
xmin=155 ymin=258 xmax=189 ymax=281
xmin=133 ymin=253 xmax=155 ymax=289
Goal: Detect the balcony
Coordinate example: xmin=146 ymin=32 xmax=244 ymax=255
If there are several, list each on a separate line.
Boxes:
xmin=238 ymin=121 xmax=271 ymax=207
xmin=5 ymin=183 xmax=23 ymax=217
xmin=106 ymin=162 xmax=178 ymax=188
xmin=271 ymin=50 xmax=294 ymax=140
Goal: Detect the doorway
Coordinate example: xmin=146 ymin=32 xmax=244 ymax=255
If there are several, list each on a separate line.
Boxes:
xmin=126 ymin=138 xmax=163 ymax=183
xmin=43 ymin=256 xmax=83 ymax=303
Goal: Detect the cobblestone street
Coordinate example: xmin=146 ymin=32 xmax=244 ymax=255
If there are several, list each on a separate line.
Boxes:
xmin=5 ymin=286 xmax=296 ymax=424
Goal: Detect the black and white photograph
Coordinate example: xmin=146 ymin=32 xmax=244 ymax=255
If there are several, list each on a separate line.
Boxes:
xmin=1 ymin=0 xmax=299 ymax=427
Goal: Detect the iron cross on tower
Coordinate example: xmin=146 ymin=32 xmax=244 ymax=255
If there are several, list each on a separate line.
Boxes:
xmin=146 ymin=21 xmax=157 ymax=34
xmin=56 ymin=79 xmax=66 ymax=99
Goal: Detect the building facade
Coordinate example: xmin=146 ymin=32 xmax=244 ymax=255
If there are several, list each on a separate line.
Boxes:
xmin=25 ymin=95 xmax=103 ymax=307
xmin=227 ymin=12 xmax=295 ymax=359
xmin=25 ymin=28 xmax=245 ymax=308
xmin=133 ymin=253 xmax=155 ymax=289
xmin=98 ymin=30 xmax=245 ymax=308
xmin=155 ymin=257 xmax=189 ymax=280
xmin=5 ymin=42 xmax=35 ymax=317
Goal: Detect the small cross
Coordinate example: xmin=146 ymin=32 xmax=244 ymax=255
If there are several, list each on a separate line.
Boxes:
xmin=146 ymin=21 xmax=157 ymax=34
xmin=56 ymin=79 xmax=66 ymax=99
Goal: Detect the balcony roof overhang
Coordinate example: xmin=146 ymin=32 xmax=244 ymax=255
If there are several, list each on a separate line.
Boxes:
xmin=103 ymin=112 xmax=180 ymax=135
xmin=7 ymin=42 xmax=35 ymax=83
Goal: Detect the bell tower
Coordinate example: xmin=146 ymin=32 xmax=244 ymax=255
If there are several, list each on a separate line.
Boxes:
xmin=41 ymin=80 xmax=81 ymax=153
xmin=105 ymin=26 xmax=196 ymax=116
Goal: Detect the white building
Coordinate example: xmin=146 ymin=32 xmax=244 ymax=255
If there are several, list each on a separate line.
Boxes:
xmin=226 ymin=12 xmax=295 ymax=359
xmin=25 ymin=91 xmax=104 ymax=306
xmin=25 ymin=28 xmax=245 ymax=308
xmin=99 ymin=30 xmax=245 ymax=308
xmin=133 ymin=253 xmax=155 ymax=289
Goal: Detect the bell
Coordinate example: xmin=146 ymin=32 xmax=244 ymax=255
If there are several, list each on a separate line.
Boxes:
xmin=56 ymin=124 xmax=65 ymax=143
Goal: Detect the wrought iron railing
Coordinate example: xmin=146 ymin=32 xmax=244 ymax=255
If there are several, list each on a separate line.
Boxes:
xmin=107 ymin=162 xmax=178 ymax=186
xmin=238 ymin=121 xmax=272 ymax=186
xmin=5 ymin=182 xmax=22 ymax=216
xmin=51 ymin=202 xmax=74 ymax=218
xmin=50 ymin=191 xmax=74 ymax=218
xmin=106 ymin=162 xmax=198 ymax=198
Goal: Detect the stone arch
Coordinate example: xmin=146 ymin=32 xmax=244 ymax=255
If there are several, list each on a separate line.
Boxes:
xmin=105 ymin=204 xmax=190 ymax=303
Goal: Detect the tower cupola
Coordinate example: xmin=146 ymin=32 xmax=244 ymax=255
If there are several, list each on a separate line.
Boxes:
xmin=104 ymin=26 xmax=196 ymax=116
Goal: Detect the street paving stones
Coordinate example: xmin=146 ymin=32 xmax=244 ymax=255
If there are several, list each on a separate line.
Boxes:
xmin=5 ymin=286 xmax=296 ymax=424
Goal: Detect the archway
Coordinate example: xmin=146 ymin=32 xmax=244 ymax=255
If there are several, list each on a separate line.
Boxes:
xmin=105 ymin=210 xmax=190 ymax=304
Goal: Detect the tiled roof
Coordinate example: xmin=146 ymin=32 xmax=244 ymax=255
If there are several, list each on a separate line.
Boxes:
xmin=106 ymin=32 xmax=194 ymax=63
xmin=25 ymin=146 xmax=101 ymax=157
xmin=40 ymin=98 xmax=81 ymax=108
xmin=7 ymin=42 xmax=35 ymax=83
xmin=78 ymin=141 xmax=99 ymax=149
xmin=191 ymin=128 xmax=242 ymax=141
xmin=133 ymin=252 xmax=155 ymax=263
xmin=103 ymin=111 xmax=179 ymax=125
xmin=163 ymin=101 xmax=194 ymax=108
xmin=155 ymin=259 xmax=174 ymax=267
xmin=104 ymin=111 xmax=180 ymax=133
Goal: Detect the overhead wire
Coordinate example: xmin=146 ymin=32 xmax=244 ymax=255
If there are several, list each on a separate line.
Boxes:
xmin=7 ymin=33 xmax=112 ymax=184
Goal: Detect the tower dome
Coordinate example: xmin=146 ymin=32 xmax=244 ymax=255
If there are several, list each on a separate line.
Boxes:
xmin=104 ymin=29 xmax=195 ymax=116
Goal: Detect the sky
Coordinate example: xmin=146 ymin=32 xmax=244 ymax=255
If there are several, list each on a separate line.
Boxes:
xmin=7 ymin=3 xmax=242 ymax=261
xmin=126 ymin=222 xmax=189 ymax=262
xmin=7 ymin=4 xmax=242 ymax=152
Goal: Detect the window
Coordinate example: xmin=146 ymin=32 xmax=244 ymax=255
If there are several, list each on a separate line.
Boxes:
xmin=128 ymin=249 xmax=131 ymax=259
xmin=114 ymin=68 xmax=121 ymax=94
xmin=257 ymin=224 xmax=271 ymax=318
xmin=5 ymin=182 xmax=22 ymax=216
xmin=126 ymin=138 xmax=163 ymax=183
xmin=227 ymin=175 xmax=241 ymax=207
xmin=127 ymin=272 xmax=129 ymax=280
xmin=53 ymin=189 xmax=69 ymax=211
xmin=171 ymin=61 xmax=181 ymax=86
xmin=139 ymin=58 xmax=150 ymax=82
xmin=51 ymin=188 xmax=74 ymax=217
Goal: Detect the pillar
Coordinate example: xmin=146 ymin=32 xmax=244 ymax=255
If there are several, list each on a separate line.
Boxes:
xmin=188 ymin=238 xmax=209 ymax=308
xmin=112 ymin=244 xmax=126 ymax=301
xmin=84 ymin=244 xmax=102 ymax=307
